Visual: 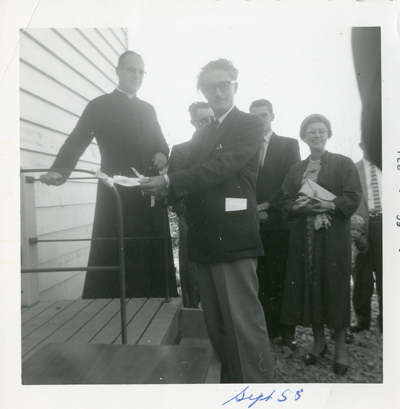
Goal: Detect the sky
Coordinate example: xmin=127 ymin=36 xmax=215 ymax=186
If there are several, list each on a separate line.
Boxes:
xmin=128 ymin=23 xmax=363 ymax=162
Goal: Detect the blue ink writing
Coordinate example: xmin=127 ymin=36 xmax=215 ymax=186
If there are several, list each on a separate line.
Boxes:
xmin=222 ymin=387 xmax=275 ymax=407
xmin=223 ymin=386 xmax=303 ymax=407
xmin=295 ymin=389 xmax=303 ymax=401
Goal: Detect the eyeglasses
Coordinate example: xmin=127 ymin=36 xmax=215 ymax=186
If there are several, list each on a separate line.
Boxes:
xmin=201 ymin=81 xmax=236 ymax=94
xmin=306 ymin=129 xmax=328 ymax=137
xmin=122 ymin=67 xmax=146 ymax=76
xmin=197 ymin=116 xmax=214 ymax=127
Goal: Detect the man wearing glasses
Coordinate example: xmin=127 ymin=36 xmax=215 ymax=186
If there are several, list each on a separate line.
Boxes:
xmin=140 ymin=59 xmax=274 ymax=383
xmin=40 ymin=51 xmax=178 ymax=300
xmin=168 ymin=102 xmax=214 ymax=309
xmin=188 ymin=101 xmax=214 ymax=130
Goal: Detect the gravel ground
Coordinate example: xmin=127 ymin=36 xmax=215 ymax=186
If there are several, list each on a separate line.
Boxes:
xmin=171 ymin=224 xmax=382 ymax=384
xmin=271 ymin=291 xmax=382 ymax=383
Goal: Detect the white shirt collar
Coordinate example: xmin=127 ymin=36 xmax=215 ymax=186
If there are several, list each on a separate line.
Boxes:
xmin=216 ymin=105 xmax=235 ymax=125
xmin=264 ymin=130 xmax=273 ymax=143
xmin=116 ymin=87 xmax=136 ymax=99
xmin=362 ymin=157 xmax=372 ymax=168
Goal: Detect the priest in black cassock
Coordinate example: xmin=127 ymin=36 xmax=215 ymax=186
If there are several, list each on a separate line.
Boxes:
xmin=40 ymin=51 xmax=177 ymax=299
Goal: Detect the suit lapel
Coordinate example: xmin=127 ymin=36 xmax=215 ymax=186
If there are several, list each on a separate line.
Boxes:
xmin=261 ymin=133 xmax=280 ymax=178
xmin=256 ymin=134 xmax=278 ymax=196
xmin=198 ymin=107 xmax=239 ymax=162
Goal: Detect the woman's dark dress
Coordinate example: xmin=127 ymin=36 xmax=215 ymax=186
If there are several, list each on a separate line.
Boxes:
xmin=51 ymin=89 xmax=178 ymax=299
xmin=280 ymin=151 xmax=361 ymax=328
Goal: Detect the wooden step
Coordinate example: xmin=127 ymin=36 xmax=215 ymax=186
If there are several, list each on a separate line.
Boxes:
xmin=179 ymin=337 xmax=221 ymax=383
xmin=22 ymin=342 xmax=214 ymax=384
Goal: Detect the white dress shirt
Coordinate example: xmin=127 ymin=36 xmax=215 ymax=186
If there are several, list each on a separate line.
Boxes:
xmin=259 ymin=130 xmax=273 ymax=168
xmin=216 ymin=105 xmax=235 ymax=126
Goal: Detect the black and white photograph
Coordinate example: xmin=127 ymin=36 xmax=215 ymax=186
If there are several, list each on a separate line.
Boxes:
xmin=1 ymin=1 xmax=399 ymax=408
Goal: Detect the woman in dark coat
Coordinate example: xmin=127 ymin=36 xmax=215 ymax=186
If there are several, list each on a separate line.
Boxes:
xmin=280 ymin=114 xmax=361 ymax=375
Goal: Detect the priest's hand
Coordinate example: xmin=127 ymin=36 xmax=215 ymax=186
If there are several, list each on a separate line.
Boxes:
xmin=40 ymin=172 xmax=66 ymax=186
xmin=139 ymin=175 xmax=168 ymax=197
xmin=152 ymin=152 xmax=168 ymax=171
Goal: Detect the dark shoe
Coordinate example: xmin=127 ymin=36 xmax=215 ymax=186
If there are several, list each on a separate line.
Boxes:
xmin=349 ymin=322 xmax=370 ymax=333
xmin=303 ymin=343 xmax=327 ymax=366
xmin=333 ymin=362 xmax=348 ymax=376
xmin=345 ymin=331 xmax=355 ymax=344
xmin=282 ymin=335 xmax=297 ymax=351
xmin=270 ymin=336 xmax=283 ymax=346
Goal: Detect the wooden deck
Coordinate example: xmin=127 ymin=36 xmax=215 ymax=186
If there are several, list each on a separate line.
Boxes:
xmin=21 ymin=298 xmax=221 ymax=384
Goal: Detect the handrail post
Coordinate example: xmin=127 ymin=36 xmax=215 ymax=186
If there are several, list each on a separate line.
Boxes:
xmin=111 ymin=185 xmax=127 ymax=344
xmin=20 ymin=173 xmax=39 ymax=306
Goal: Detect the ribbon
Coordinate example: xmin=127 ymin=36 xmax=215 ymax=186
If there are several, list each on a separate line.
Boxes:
xmin=95 ymin=169 xmax=141 ymax=187
xmin=95 ymin=169 xmax=155 ymax=207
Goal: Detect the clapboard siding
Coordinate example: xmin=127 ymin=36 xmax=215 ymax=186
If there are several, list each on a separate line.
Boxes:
xmin=21 ymin=34 xmax=107 ymax=100
xmin=20 ymin=119 xmax=101 ymax=164
xmin=37 ymin=226 xmax=94 ymax=264
xmin=35 ymin=182 xmax=97 ymax=208
xmin=20 ymin=28 xmax=128 ymax=303
xmin=20 ymin=148 xmax=100 ymax=171
xmin=21 ymin=90 xmax=82 ymax=134
xmin=95 ymin=28 xmax=125 ymax=57
xmin=77 ymin=29 xmax=119 ymax=68
xmin=26 ymin=29 xmax=116 ymax=93
xmin=20 ymin=61 xmax=89 ymax=115
xmin=36 ymin=204 xmax=96 ymax=236
xmin=111 ymin=28 xmax=128 ymax=50
xmin=38 ymin=247 xmax=91 ymax=288
xmin=56 ymin=30 xmax=116 ymax=82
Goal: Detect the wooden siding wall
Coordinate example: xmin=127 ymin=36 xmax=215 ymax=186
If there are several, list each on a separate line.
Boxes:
xmin=20 ymin=28 xmax=128 ymax=302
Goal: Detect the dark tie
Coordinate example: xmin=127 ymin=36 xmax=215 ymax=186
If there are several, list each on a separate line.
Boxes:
xmin=370 ymin=163 xmax=382 ymax=212
xmin=258 ymin=137 xmax=268 ymax=170
xmin=208 ymin=119 xmax=220 ymax=136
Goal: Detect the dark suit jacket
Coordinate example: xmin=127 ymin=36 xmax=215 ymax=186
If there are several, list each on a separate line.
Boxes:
xmin=168 ymin=141 xmax=191 ymax=216
xmin=169 ymin=141 xmax=191 ymax=175
xmin=169 ymin=107 xmax=264 ymax=264
xmin=256 ymin=133 xmax=300 ymax=231
xmin=354 ymin=160 xmax=370 ymax=237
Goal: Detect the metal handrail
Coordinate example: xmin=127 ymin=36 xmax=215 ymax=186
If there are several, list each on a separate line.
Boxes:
xmin=20 ymin=168 xmax=128 ymax=343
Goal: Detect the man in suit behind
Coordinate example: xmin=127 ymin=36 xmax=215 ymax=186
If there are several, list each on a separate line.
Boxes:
xmin=140 ymin=59 xmax=274 ymax=383
xmin=168 ymin=102 xmax=214 ymax=308
xmin=249 ymin=99 xmax=301 ymax=350
xmin=350 ymin=142 xmax=382 ymax=333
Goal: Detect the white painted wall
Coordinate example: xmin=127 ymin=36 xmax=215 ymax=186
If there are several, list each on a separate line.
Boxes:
xmin=20 ymin=28 xmax=128 ymax=304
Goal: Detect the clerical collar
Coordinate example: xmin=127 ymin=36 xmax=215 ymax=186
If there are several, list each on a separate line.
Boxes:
xmin=216 ymin=105 xmax=235 ymax=125
xmin=116 ymin=87 xmax=136 ymax=99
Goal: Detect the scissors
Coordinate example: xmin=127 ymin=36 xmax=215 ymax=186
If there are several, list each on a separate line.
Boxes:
xmin=131 ymin=167 xmax=143 ymax=178
xmin=131 ymin=167 xmax=155 ymax=207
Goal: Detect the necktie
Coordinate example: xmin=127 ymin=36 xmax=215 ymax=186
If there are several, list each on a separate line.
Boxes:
xmin=258 ymin=137 xmax=267 ymax=170
xmin=208 ymin=119 xmax=219 ymax=136
xmin=370 ymin=163 xmax=382 ymax=212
